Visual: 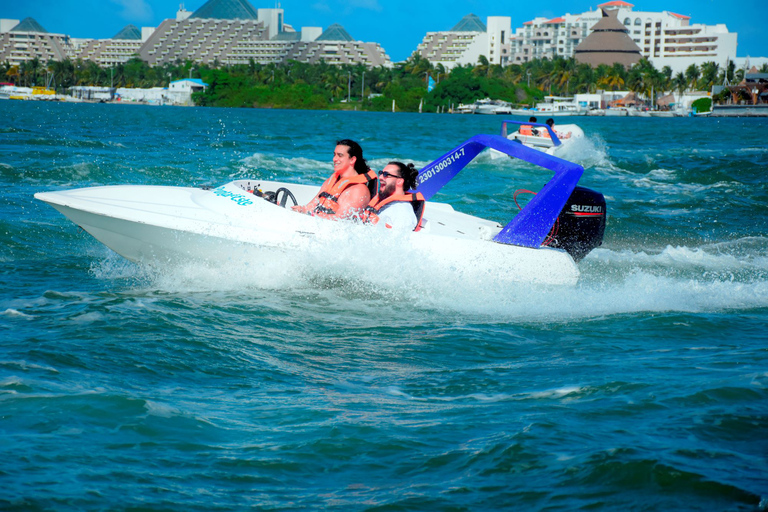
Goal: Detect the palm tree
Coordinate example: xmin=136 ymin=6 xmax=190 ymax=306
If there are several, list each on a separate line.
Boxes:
xmin=699 ymin=61 xmax=719 ymax=89
xmin=685 ymin=63 xmax=700 ymax=90
xmin=473 ymin=55 xmax=489 ymax=77
xmin=673 ymin=71 xmax=687 ymax=97
xmin=597 ymin=71 xmax=624 ymax=91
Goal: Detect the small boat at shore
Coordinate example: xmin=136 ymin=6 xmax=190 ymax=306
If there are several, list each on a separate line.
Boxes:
xmin=490 ymin=120 xmax=585 ymax=158
xmin=508 ymin=96 xmax=588 ymax=117
xmin=35 ymin=134 xmax=606 ymax=286
xmin=648 ymin=110 xmax=678 ymax=117
xmin=453 ymin=98 xmax=512 ymax=115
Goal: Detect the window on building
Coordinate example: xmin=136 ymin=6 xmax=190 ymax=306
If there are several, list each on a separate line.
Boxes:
xmin=624 ymin=18 xmax=631 ymax=25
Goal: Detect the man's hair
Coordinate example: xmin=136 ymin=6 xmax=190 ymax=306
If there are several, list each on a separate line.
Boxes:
xmin=388 ymin=161 xmax=419 ymax=191
xmin=546 ymin=118 xmax=554 ymax=127
xmin=336 ymin=139 xmax=369 ymax=174
xmin=529 ymin=116 xmax=537 ymax=123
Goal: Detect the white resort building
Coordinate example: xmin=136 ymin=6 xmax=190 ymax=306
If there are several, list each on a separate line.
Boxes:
xmin=1 ymin=0 xmax=391 ymax=70
xmin=0 ymin=18 xmax=69 ymax=66
xmin=67 ymin=25 xmax=144 ymax=67
xmin=415 ymin=14 xmax=512 ymax=69
xmin=509 ymin=1 xmax=738 ymax=73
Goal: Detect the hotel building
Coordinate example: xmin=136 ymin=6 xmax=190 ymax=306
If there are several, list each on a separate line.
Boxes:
xmin=67 ymin=25 xmax=143 ymax=67
xmin=509 ymin=1 xmax=737 ymax=73
xmin=1 ymin=0 xmax=391 ymax=70
xmin=0 ymin=18 xmax=69 ymax=66
xmin=415 ymin=14 xmax=512 ymax=69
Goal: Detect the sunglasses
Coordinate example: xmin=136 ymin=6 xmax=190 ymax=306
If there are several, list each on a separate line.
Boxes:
xmin=378 ymin=171 xmax=402 ymax=179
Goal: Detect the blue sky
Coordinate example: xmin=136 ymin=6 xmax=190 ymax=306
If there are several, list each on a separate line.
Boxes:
xmin=3 ymin=0 xmax=765 ymax=62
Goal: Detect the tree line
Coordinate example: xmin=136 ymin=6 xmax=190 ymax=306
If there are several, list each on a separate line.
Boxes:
xmin=2 ymin=54 xmax=765 ymax=112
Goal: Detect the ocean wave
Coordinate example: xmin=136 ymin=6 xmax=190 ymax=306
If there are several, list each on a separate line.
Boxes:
xmin=0 ymin=360 xmax=58 ymax=373
xmin=1 ymin=308 xmax=35 ymax=319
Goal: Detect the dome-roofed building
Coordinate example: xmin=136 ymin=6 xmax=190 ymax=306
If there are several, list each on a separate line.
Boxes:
xmin=451 ymin=14 xmax=487 ymax=33
xmin=574 ymin=9 xmax=642 ymax=68
xmin=11 ymin=17 xmax=48 ymax=33
xmin=190 ymin=0 xmax=259 ymax=20
xmin=112 ymin=24 xmax=141 ymax=40
xmin=284 ymin=23 xmax=391 ymax=66
xmin=137 ymin=5 xmax=389 ymax=68
xmin=316 ymin=24 xmax=354 ymax=42
xmin=509 ymin=2 xmax=735 ymax=73
xmin=415 ymin=14 xmax=511 ymax=69
xmin=69 ymin=23 xmax=144 ymax=67
xmin=0 ymin=17 xmax=68 ymax=66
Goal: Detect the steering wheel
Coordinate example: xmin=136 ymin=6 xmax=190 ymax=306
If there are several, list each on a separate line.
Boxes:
xmin=274 ymin=187 xmax=297 ymax=208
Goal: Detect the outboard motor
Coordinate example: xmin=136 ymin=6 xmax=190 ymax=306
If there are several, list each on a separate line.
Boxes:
xmin=546 ymin=186 xmax=606 ymax=262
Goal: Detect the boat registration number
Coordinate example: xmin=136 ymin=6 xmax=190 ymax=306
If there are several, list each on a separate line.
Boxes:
xmin=418 ymin=147 xmax=466 ymax=185
xmin=213 ymin=186 xmax=253 ymax=206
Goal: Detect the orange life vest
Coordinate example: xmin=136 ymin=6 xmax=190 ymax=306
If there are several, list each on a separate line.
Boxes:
xmin=361 ymin=192 xmax=426 ymax=231
xmin=519 ymin=125 xmax=533 ymax=135
xmin=313 ymin=169 xmax=377 ymax=217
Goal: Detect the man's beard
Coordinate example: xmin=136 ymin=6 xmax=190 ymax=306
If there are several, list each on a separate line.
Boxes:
xmin=379 ymin=181 xmax=396 ymax=200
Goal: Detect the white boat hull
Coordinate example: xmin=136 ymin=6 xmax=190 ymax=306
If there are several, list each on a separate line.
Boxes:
xmin=36 ymin=180 xmax=580 ymax=286
xmin=508 ymin=109 xmax=587 ymax=117
xmin=490 ymin=124 xmax=585 ymax=158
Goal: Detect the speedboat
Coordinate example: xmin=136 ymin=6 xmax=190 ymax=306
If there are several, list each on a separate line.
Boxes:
xmin=35 ymin=134 xmax=606 ymax=286
xmin=508 ymin=96 xmax=588 ymax=117
xmin=490 ymin=120 xmax=585 ymax=158
xmin=473 ymin=98 xmax=512 ymax=115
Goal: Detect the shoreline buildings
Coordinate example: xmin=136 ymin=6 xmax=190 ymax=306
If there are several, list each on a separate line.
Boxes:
xmin=0 ymin=0 xmax=759 ymax=75
xmin=509 ymin=1 xmax=737 ymax=73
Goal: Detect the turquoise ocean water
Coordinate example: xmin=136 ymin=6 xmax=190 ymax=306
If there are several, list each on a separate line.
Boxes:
xmin=2 ymin=101 xmax=767 ymax=510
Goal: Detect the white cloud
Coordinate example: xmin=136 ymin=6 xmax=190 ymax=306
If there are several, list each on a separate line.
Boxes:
xmin=110 ymin=0 xmax=153 ymax=22
xmin=348 ymin=0 xmax=383 ymax=11
xmin=312 ymin=2 xmax=332 ymax=12
xmin=311 ymin=0 xmax=382 ymax=14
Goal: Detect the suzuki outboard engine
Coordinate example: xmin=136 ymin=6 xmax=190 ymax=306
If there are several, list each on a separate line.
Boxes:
xmin=547 ymin=186 xmax=606 ymax=262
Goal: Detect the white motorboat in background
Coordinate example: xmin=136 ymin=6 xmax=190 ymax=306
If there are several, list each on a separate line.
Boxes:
xmin=509 ymin=96 xmax=588 ymax=117
xmin=474 ymin=98 xmax=512 ymax=115
xmin=490 ymin=119 xmax=585 ymax=158
xmin=35 ymin=134 xmax=607 ymax=286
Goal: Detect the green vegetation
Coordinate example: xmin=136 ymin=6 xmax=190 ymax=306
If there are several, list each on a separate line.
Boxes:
xmin=691 ymin=97 xmax=712 ymax=113
xmin=2 ymin=55 xmax=765 ymax=112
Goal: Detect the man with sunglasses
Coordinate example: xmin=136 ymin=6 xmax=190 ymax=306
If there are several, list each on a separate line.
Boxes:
xmin=362 ymin=161 xmax=425 ymax=231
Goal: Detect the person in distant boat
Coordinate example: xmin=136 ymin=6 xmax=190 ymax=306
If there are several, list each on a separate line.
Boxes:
xmin=543 ymin=118 xmax=571 ymax=140
xmin=292 ymin=139 xmax=377 ymax=219
xmin=361 ymin=161 xmax=425 ymax=231
xmin=520 ymin=116 xmax=538 ymax=136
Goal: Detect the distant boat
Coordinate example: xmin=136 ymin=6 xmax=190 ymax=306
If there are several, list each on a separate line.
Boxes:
xmin=604 ymin=106 xmax=630 ymax=117
xmin=648 ymin=110 xmax=677 ymax=117
xmin=509 ymin=96 xmax=588 ymax=117
xmin=474 ymin=98 xmax=512 ymax=115
xmin=0 ymin=85 xmax=33 ymax=100
xmin=452 ymin=98 xmax=512 ymax=115
xmin=490 ymin=119 xmax=585 ymax=158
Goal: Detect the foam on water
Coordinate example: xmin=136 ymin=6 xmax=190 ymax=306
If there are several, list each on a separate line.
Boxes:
xmin=86 ymin=226 xmax=768 ymax=324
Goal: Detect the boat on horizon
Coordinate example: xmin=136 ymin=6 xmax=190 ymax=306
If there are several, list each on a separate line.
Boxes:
xmin=35 ymin=134 xmax=607 ymax=286
xmin=490 ymin=120 xmax=585 ymax=158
